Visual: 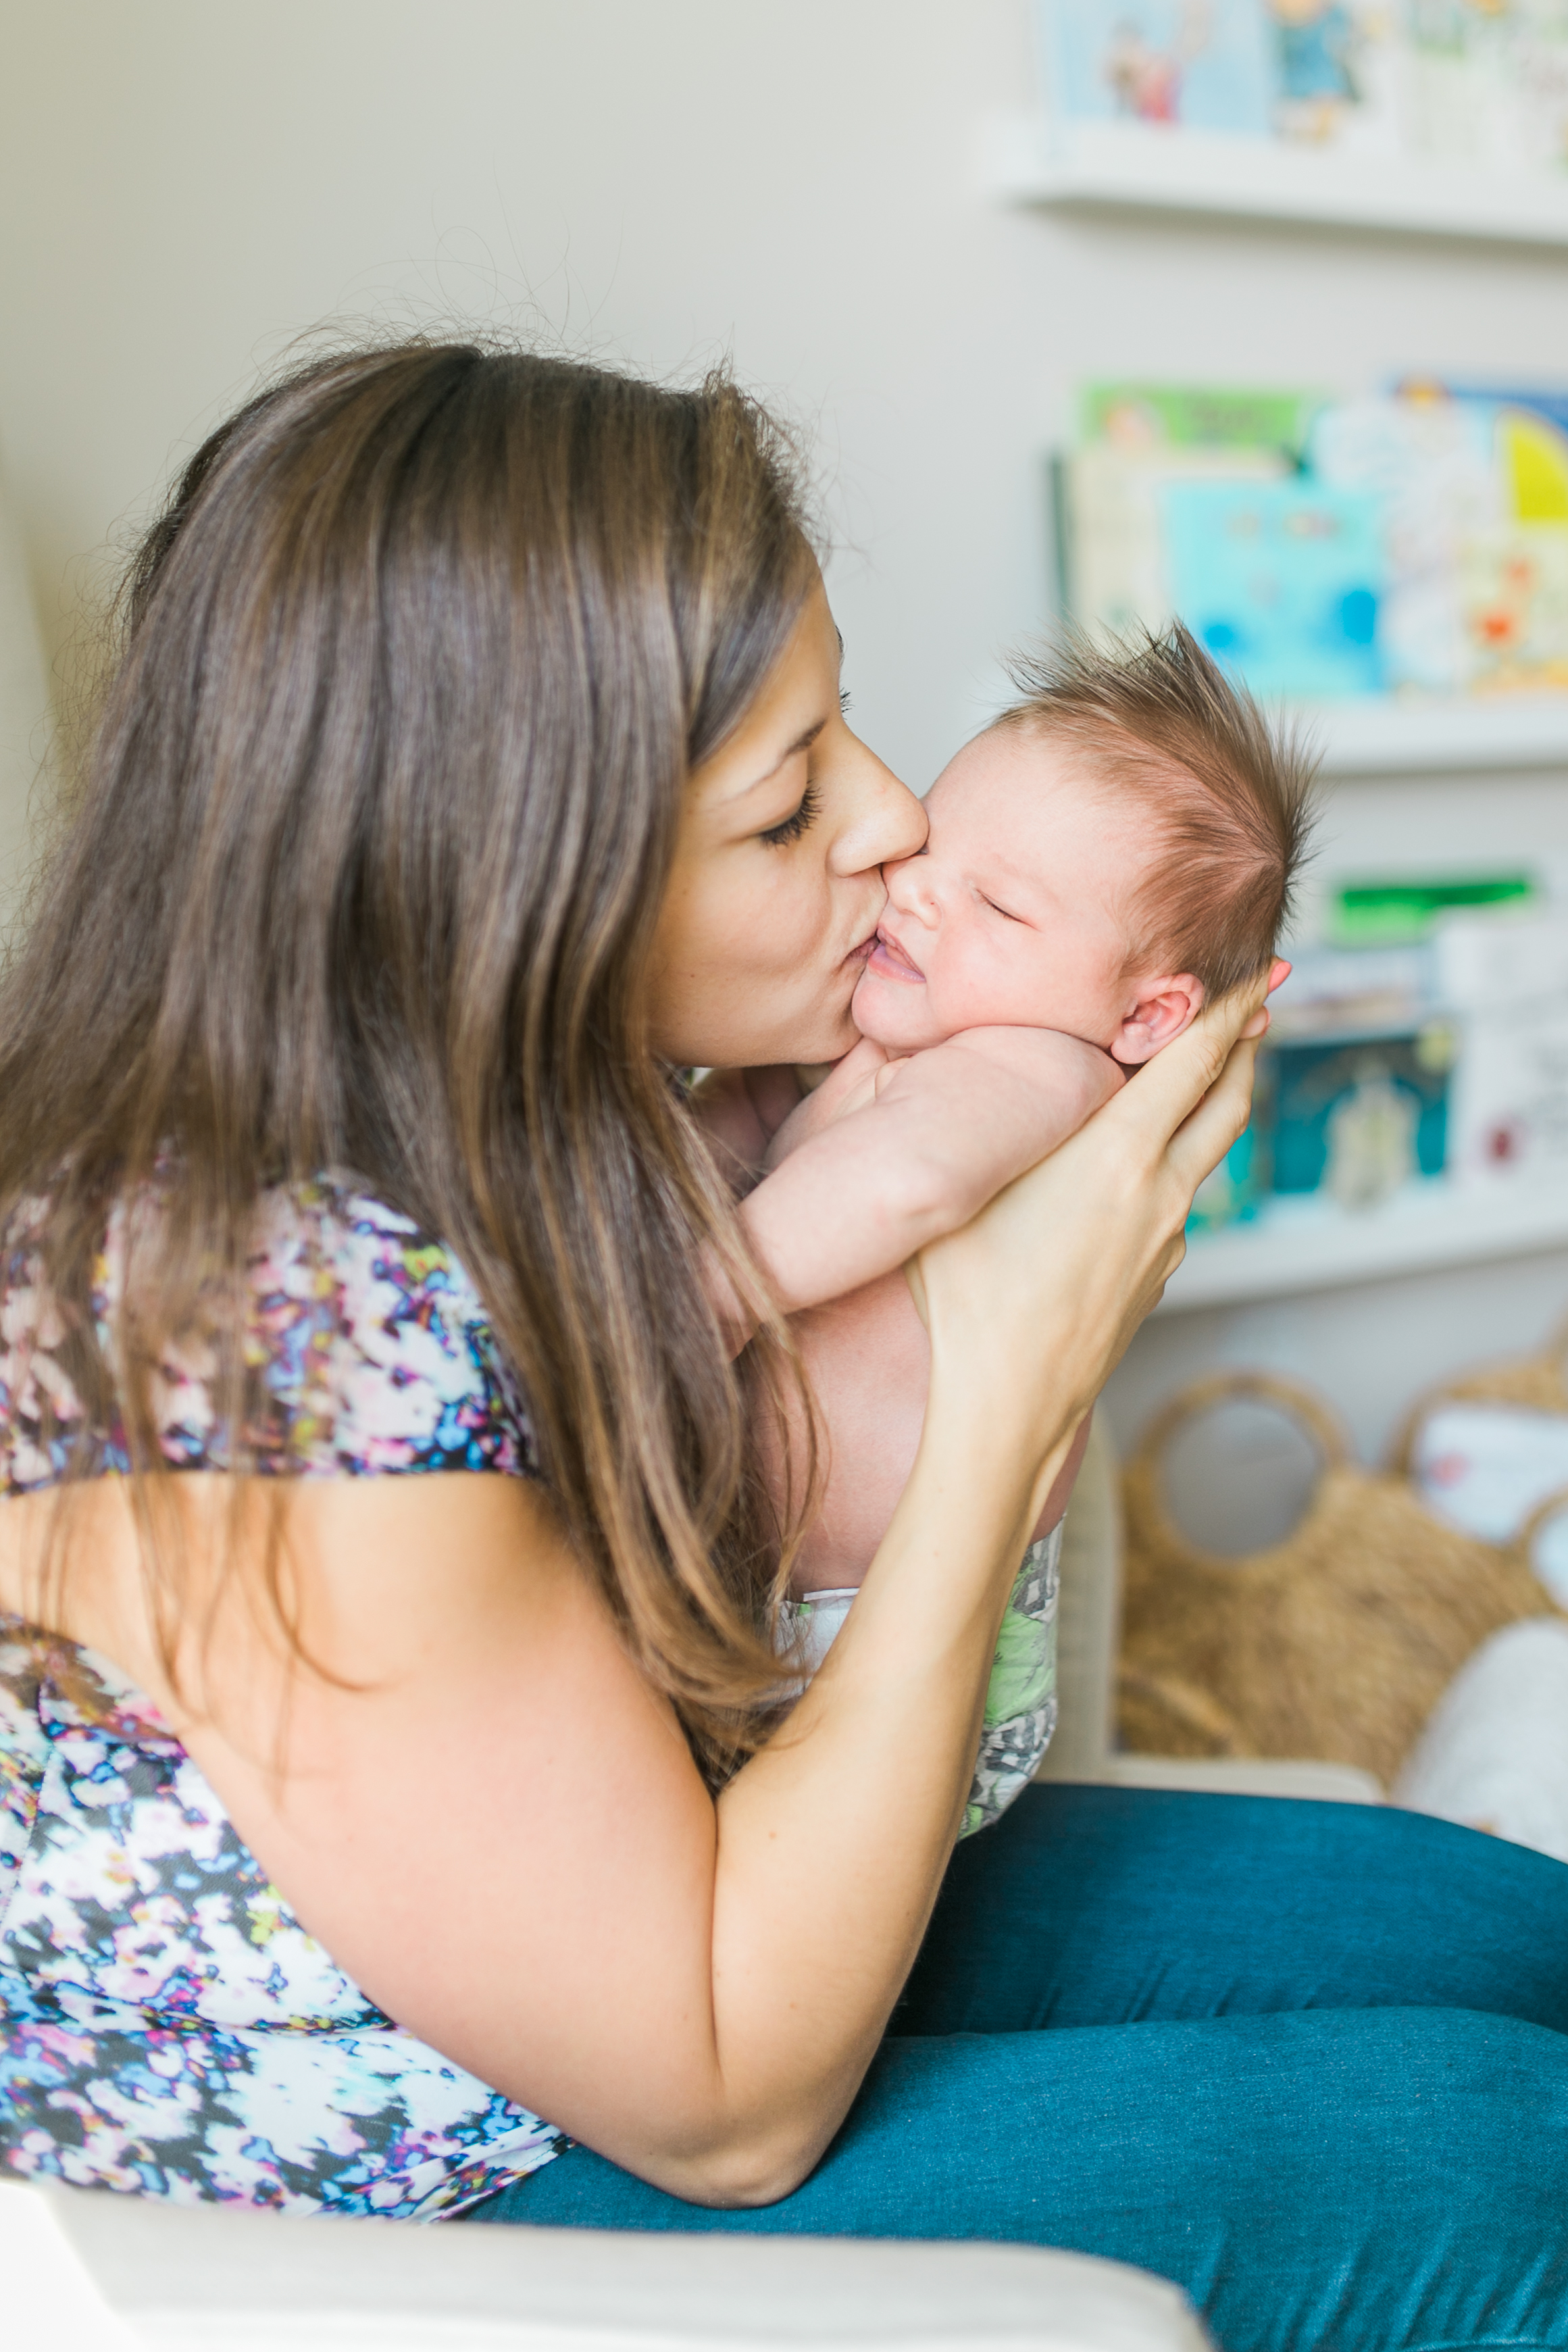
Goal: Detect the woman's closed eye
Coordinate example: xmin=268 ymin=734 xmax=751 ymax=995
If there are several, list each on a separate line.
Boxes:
xmin=759 ymin=779 xmax=821 ymax=848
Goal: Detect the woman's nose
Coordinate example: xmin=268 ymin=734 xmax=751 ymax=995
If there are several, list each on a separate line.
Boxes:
xmin=832 ymin=741 xmax=927 ymax=876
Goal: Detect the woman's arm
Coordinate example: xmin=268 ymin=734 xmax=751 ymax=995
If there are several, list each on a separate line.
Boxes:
xmin=82 ymin=989 xmax=1264 ymax=2209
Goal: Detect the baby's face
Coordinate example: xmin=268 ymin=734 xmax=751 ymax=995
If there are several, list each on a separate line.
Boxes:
xmin=851 ymin=727 xmax=1163 ymax=1056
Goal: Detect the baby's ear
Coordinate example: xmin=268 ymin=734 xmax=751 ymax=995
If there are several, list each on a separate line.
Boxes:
xmin=1109 ymin=976 xmax=1205 ymax=1066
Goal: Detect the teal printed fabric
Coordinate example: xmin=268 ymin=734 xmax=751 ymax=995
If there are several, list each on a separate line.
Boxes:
xmin=780 ymin=1524 xmax=1061 ymax=1839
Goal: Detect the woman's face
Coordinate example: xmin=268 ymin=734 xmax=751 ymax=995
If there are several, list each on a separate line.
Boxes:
xmin=647 ymin=583 xmax=927 ymax=1068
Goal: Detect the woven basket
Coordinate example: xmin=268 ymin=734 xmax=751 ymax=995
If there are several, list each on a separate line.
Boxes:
xmin=1119 ymin=1370 xmax=1561 ymax=1786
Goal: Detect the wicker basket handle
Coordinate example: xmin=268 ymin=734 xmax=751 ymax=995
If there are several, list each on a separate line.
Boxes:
xmin=1514 ymin=1482 xmax=1568 ymax=1557
xmin=1388 ymin=1335 xmax=1568 ymax=1475
xmin=1133 ymin=1370 xmax=1351 ymax=1472
xmin=1126 ymin=1370 xmax=1350 ymax=1576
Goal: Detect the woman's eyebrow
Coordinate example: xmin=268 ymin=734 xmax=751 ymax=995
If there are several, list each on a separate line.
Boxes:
xmin=730 ymin=716 xmax=828 ymax=800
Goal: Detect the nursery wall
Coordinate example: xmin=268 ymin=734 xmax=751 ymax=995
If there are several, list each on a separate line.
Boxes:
xmin=5 ymin=1 xmax=1568 ymax=1488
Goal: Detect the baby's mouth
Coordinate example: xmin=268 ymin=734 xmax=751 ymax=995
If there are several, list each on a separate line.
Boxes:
xmin=865 ymin=926 xmax=926 ymax=984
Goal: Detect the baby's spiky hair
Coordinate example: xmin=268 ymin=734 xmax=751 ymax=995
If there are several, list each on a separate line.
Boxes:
xmin=993 ymin=622 xmax=1316 ymax=1000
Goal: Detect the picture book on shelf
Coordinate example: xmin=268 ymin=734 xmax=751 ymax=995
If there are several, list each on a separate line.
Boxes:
xmin=1057 ymin=380 xmax=1320 ymax=668
xmin=1159 ymin=476 xmax=1386 ymax=700
xmin=1037 ymin=0 xmax=1273 ymax=134
xmin=1260 ymin=1028 xmax=1452 ymax=1209
xmin=1187 ymin=885 xmax=1568 ymax=1237
xmin=1081 ymin=381 xmax=1322 ymax=454
xmin=1036 ymin=0 xmax=1568 ymax=170
xmin=1267 ymin=2 xmax=1401 ymax=155
xmin=1442 ymin=388 xmax=1568 ymax=689
xmin=1407 ymin=1 xmax=1568 ymax=174
xmin=1057 ymin=378 xmax=1568 ymax=703
xmin=1309 ymin=392 xmax=1499 ymax=694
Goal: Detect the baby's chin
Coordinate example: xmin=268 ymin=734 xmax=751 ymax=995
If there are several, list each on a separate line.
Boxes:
xmin=851 ymin=967 xmax=953 ymax=1052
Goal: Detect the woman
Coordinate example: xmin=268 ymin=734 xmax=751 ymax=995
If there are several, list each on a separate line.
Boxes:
xmin=1 ymin=342 xmax=1565 ymax=2352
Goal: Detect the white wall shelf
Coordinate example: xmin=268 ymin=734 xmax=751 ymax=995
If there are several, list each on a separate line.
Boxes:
xmin=1304 ymin=696 xmax=1568 ymax=778
xmin=1164 ymin=1180 xmax=1568 ymax=1313
xmin=988 ymin=115 xmax=1568 ymax=249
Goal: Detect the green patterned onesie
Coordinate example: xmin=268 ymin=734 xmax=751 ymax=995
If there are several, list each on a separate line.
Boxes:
xmin=779 ymin=1523 xmax=1061 ymax=1836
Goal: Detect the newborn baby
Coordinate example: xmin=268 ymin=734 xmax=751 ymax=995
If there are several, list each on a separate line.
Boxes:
xmin=722 ymin=628 xmax=1307 ymax=1593
xmin=693 ymin=627 xmax=1308 ymax=1820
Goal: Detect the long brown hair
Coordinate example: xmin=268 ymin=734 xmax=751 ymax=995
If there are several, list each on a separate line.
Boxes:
xmin=0 ymin=339 xmax=819 ymax=1777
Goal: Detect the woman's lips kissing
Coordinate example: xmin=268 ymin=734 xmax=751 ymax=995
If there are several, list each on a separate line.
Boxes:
xmin=865 ymin=926 xmax=925 ymax=984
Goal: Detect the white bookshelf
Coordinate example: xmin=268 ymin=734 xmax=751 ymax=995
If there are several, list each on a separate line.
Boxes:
xmin=991 ymin=111 xmax=1568 ymax=1311
xmin=988 ymin=115 xmax=1568 ymax=248
xmin=1305 ymin=696 xmax=1568 ymax=778
xmin=1164 ymin=1180 xmax=1568 ymax=1313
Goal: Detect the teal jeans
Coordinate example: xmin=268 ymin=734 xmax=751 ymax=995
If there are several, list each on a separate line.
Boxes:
xmin=468 ymin=1788 xmax=1568 ymax=2352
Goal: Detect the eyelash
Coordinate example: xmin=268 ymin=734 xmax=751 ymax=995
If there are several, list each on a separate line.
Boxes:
xmin=982 ymin=895 xmax=1021 ymax=922
xmin=759 ymin=778 xmax=821 ymax=848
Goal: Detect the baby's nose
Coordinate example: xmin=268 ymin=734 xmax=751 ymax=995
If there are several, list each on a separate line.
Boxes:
xmin=885 ymin=853 xmax=939 ymax=924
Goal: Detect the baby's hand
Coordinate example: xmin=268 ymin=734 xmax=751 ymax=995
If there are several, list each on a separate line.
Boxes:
xmin=688 ymin=1063 xmax=817 ymax=1189
xmin=741 ymin=1022 xmax=1124 ymax=1318
xmin=762 ymin=1036 xmax=895 ymax=1170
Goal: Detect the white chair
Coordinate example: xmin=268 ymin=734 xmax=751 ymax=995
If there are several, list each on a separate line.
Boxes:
xmin=1 ymin=2176 xmax=1213 ymax=2351
xmin=1040 ymin=1416 xmax=1381 ymax=1805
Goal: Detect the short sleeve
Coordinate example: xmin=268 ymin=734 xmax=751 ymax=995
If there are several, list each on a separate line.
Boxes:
xmin=235 ymin=1184 xmax=539 ymax=1477
xmin=1 ymin=1179 xmax=538 ymax=1493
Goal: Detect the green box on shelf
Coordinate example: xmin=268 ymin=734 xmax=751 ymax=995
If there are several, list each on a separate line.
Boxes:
xmin=1080 ymin=383 xmax=1323 ymax=457
xmin=1330 ymin=876 xmax=1538 ymax=947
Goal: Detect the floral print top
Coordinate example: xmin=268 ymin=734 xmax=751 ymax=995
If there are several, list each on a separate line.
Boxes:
xmin=0 ymin=1176 xmax=1056 ymax=2221
xmin=0 ymin=1181 xmax=563 ymax=2218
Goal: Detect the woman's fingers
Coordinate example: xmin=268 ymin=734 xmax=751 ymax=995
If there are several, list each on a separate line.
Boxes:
xmin=1165 ymin=1030 xmax=1263 ymax=1197
xmin=1096 ymin=975 xmax=1269 ymax=1162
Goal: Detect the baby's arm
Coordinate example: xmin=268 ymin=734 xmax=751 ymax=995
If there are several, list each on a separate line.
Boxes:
xmin=684 ymin=1063 xmax=812 ymax=1189
xmin=740 ymin=1027 xmax=1123 ymax=1316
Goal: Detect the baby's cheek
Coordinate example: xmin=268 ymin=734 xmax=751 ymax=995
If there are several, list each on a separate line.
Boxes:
xmin=938 ymin=936 xmax=1031 ymax=1032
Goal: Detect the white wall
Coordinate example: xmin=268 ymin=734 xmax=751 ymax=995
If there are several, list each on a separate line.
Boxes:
xmin=7 ymin=0 xmax=1568 ymax=1475
xmin=0 ymin=467 xmax=49 ymax=912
